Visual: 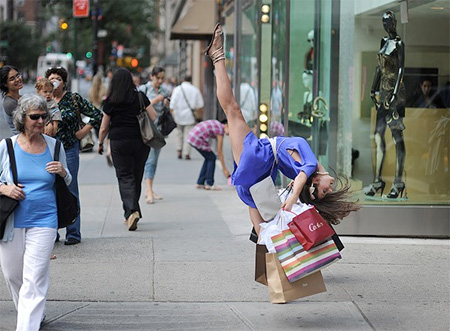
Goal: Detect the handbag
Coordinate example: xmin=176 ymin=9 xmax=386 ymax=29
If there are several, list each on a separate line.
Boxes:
xmin=158 ymin=108 xmax=177 ymax=136
xmin=180 ymin=85 xmax=203 ymax=122
xmin=249 ymin=138 xmax=286 ymax=221
xmin=72 ymin=94 xmax=94 ymax=152
xmin=54 ymin=141 xmax=79 ymax=228
xmin=0 ymin=138 xmax=19 ymax=240
xmin=137 ymin=92 xmax=166 ymax=149
xmin=266 ymin=253 xmax=326 ymax=304
xmin=288 ymin=207 xmax=335 ymax=251
xmin=272 ymin=229 xmax=341 ymax=283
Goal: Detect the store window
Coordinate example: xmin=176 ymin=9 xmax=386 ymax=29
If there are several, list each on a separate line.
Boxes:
xmin=350 ymin=3 xmax=450 ymax=205
xmin=223 ymin=0 xmax=260 ymax=131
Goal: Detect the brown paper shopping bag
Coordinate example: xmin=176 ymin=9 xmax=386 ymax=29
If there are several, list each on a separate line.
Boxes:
xmin=266 ymin=252 xmax=326 ymax=304
xmin=255 ymin=245 xmax=268 ymax=286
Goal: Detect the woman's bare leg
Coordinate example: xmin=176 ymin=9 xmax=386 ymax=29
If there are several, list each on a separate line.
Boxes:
xmin=210 ymin=25 xmax=251 ymax=165
xmin=249 ymin=207 xmax=265 ymax=235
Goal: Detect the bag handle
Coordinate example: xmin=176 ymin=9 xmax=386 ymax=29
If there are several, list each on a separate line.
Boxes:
xmin=71 ymin=93 xmax=83 ymax=128
xmin=137 ymin=91 xmax=146 ymax=113
xmin=54 ymin=140 xmax=61 ymax=162
xmin=5 ymin=138 xmax=18 ymax=185
xmin=180 ymin=85 xmax=195 ymax=113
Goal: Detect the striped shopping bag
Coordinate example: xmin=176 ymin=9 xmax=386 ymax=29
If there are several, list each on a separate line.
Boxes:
xmin=271 ymin=229 xmax=341 ymax=283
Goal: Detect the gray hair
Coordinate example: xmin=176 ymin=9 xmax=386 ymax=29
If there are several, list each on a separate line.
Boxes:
xmin=13 ymin=94 xmax=49 ymax=133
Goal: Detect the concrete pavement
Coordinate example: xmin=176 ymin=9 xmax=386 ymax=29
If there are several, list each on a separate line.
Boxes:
xmin=0 ymin=133 xmax=449 ymax=330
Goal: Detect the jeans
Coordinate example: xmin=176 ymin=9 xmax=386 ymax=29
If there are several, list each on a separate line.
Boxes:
xmin=110 ymin=139 xmax=150 ymax=219
xmin=144 ymin=147 xmax=162 ymax=180
xmin=194 ymin=147 xmax=216 ymax=186
xmin=0 ymin=227 xmax=56 ymax=331
xmin=63 ymin=141 xmax=81 ymax=241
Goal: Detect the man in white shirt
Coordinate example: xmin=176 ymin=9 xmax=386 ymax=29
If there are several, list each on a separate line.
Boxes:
xmin=170 ymin=75 xmax=204 ymax=160
xmin=240 ymin=78 xmax=257 ymax=132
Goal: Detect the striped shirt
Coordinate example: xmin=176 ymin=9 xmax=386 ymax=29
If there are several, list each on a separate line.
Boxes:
xmin=187 ymin=120 xmax=224 ymax=152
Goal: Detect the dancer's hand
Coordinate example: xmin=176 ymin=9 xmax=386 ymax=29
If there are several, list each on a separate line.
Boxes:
xmin=281 ymin=195 xmax=297 ymax=211
xmin=223 ymin=169 xmax=230 ymax=178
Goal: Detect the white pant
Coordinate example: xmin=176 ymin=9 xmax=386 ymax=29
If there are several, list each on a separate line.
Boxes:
xmin=0 ymin=227 xmax=56 ymax=331
xmin=176 ymin=124 xmax=195 ymax=156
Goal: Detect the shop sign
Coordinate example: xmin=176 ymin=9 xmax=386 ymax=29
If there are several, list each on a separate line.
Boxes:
xmin=73 ymin=0 xmax=89 ymax=18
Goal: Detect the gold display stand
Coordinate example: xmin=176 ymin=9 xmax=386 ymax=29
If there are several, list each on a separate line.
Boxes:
xmin=370 ymin=107 xmax=450 ymax=203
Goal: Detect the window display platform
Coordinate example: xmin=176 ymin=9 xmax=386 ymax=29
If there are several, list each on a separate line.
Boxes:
xmin=338 ymin=205 xmax=449 ymax=238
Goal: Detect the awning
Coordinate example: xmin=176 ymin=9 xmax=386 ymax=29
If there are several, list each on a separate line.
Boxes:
xmin=170 ymin=0 xmax=216 ymax=40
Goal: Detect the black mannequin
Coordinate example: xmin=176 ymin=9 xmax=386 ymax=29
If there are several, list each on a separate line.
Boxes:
xmin=366 ymin=11 xmax=406 ymax=199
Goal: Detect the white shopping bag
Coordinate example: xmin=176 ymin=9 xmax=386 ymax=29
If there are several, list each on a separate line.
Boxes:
xmin=259 ymin=197 xmax=313 ymax=253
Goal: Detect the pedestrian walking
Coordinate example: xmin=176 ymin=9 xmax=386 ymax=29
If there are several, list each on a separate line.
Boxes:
xmin=205 ymin=24 xmax=359 ymax=235
xmin=89 ymin=73 xmax=112 ymax=166
xmin=139 ymin=66 xmax=170 ymax=204
xmin=0 ymin=65 xmax=24 ymax=135
xmin=0 ymin=94 xmax=71 ymax=331
xmin=170 ymin=75 xmax=204 ymax=160
xmin=97 ymin=68 xmax=157 ymax=231
xmin=188 ymin=119 xmax=230 ymax=190
xmin=45 ymin=66 xmax=102 ymax=245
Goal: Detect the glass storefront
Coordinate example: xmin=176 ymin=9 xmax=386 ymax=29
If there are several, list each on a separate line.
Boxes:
xmin=269 ymin=0 xmax=450 ymax=206
xmin=222 ymin=0 xmax=449 ymax=235
xmin=349 ymin=2 xmax=450 ymax=205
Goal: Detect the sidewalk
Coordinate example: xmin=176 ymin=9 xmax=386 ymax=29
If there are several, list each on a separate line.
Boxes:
xmin=0 ymin=133 xmax=449 ymax=330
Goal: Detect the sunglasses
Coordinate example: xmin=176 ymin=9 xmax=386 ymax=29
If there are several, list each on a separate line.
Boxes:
xmin=28 ymin=113 xmax=49 ymax=120
xmin=8 ymin=73 xmax=22 ymax=82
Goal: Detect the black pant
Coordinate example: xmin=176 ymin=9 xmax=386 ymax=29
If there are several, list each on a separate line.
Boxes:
xmin=110 ymin=139 xmax=150 ymax=219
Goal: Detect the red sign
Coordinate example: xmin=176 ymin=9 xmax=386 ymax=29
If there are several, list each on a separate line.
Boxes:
xmin=73 ymin=0 xmax=90 ymax=18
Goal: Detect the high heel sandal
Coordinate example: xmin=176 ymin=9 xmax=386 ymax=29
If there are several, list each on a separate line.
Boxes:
xmin=204 ymin=23 xmax=225 ymax=64
xmin=386 ymin=182 xmax=405 ymax=199
xmin=365 ymin=181 xmax=386 ymax=196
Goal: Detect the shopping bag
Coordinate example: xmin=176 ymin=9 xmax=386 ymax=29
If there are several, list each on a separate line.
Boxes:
xmin=249 ymin=176 xmax=281 ymax=221
xmin=255 ymin=244 xmax=268 ymax=285
xmin=272 ymin=229 xmax=341 ymax=283
xmin=288 ymin=207 xmax=335 ymax=251
xmin=266 ymin=253 xmax=326 ymax=304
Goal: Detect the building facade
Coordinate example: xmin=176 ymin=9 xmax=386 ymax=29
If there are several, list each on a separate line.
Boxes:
xmin=216 ymin=0 xmax=449 ymax=237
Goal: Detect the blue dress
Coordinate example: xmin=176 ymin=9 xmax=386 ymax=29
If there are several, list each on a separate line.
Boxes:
xmin=231 ymin=132 xmax=318 ymax=208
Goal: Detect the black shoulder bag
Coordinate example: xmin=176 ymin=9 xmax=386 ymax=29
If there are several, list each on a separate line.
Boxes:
xmin=54 ymin=141 xmax=79 ymax=228
xmin=0 ymin=138 xmax=20 ymax=239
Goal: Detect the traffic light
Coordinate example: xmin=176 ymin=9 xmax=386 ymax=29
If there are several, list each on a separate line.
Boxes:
xmin=85 ymin=51 xmax=93 ymax=59
xmin=259 ymin=103 xmax=269 ymax=138
xmin=59 ymin=19 xmax=68 ymax=30
xmin=131 ymin=58 xmax=139 ymax=68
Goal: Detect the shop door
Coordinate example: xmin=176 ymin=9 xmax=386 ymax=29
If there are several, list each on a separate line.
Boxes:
xmin=310 ymin=0 xmax=337 ymax=169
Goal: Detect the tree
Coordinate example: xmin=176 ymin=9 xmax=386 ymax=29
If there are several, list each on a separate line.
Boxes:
xmin=38 ymin=0 xmax=159 ymax=69
xmin=0 ymin=21 xmax=41 ymax=69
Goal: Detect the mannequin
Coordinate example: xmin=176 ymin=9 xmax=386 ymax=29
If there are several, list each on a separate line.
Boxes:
xmin=304 ymin=30 xmax=314 ymax=71
xmin=367 ymin=11 xmax=406 ymax=199
xmin=298 ymin=70 xmax=313 ymax=127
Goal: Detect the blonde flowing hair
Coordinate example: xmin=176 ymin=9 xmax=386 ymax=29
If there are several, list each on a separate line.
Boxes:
xmin=88 ymin=73 xmax=106 ymax=108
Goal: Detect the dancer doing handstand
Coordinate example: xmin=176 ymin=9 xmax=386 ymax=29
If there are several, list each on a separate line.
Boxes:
xmin=205 ymin=24 xmax=359 ymax=236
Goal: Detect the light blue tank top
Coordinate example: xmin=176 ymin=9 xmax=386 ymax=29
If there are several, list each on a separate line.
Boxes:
xmin=13 ymin=143 xmax=57 ymax=229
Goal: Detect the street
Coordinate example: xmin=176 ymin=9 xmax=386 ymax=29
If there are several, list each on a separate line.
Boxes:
xmin=0 ymin=104 xmax=449 ymax=330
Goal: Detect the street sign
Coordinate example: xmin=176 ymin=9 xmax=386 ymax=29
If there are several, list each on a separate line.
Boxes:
xmin=73 ymin=0 xmax=89 ymax=18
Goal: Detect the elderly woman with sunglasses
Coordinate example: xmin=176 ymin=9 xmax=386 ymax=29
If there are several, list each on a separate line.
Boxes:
xmin=0 ymin=94 xmax=72 ymax=330
xmin=45 ymin=66 xmax=102 ymax=245
xmin=0 ymin=65 xmax=24 ymax=135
